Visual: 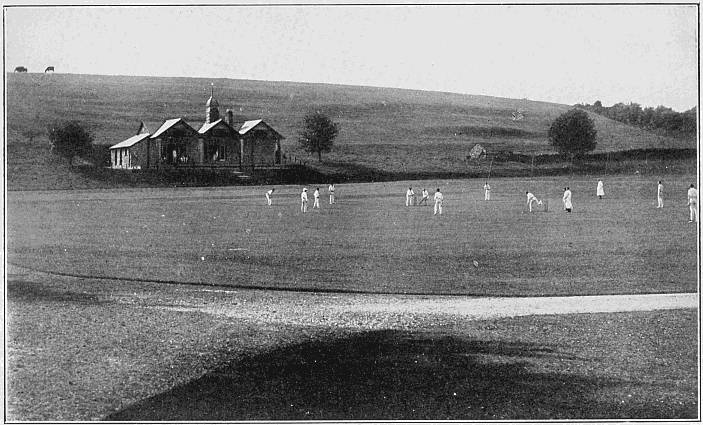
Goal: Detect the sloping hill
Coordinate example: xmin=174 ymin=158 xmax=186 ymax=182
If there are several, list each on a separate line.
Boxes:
xmin=6 ymin=73 xmax=691 ymax=189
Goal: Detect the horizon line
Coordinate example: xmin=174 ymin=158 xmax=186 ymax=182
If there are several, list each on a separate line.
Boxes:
xmin=6 ymin=70 xmax=696 ymax=112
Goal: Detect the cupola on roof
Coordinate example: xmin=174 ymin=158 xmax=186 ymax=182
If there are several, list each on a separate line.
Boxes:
xmin=205 ymin=83 xmax=220 ymax=124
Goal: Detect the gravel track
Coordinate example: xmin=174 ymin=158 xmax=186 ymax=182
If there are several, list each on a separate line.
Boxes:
xmin=154 ymin=285 xmax=698 ymax=331
xmin=10 ymin=265 xmax=698 ymax=331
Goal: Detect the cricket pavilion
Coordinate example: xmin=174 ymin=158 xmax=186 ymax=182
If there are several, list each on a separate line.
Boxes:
xmin=109 ymin=87 xmax=284 ymax=172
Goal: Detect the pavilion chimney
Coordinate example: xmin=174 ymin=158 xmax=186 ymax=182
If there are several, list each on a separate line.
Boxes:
xmin=226 ymin=109 xmax=234 ymax=126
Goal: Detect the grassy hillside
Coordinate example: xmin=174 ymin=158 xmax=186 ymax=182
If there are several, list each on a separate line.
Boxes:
xmin=6 ymin=72 xmax=693 ymax=189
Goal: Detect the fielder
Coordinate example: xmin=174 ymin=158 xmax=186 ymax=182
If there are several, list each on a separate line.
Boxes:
xmin=657 ymin=181 xmax=664 ymax=208
xmin=484 ymin=182 xmax=491 ymax=200
xmin=687 ymin=184 xmax=698 ymax=223
xmin=313 ymin=188 xmax=321 ymax=209
xmin=265 ymin=188 xmax=275 ymax=206
xmin=328 ymin=183 xmax=335 ymax=204
xmin=562 ymin=187 xmax=572 ymax=213
xmin=434 ymin=188 xmax=443 ymax=215
xmin=406 ymin=187 xmax=415 ymax=207
xmin=597 ymin=180 xmax=605 ymax=199
xmin=300 ymin=188 xmax=308 ymax=213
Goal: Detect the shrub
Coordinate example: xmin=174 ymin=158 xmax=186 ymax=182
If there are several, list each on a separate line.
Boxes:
xmin=48 ymin=121 xmax=94 ymax=165
xmin=548 ymin=109 xmax=597 ymax=157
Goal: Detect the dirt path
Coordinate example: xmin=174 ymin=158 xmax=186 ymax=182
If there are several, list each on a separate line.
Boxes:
xmin=9 ymin=265 xmax=698 ymax=329
xmin=340 ymin=293 xmax=699 ymax=317
xmin=155 ymin=285 xmax=698 ymax=331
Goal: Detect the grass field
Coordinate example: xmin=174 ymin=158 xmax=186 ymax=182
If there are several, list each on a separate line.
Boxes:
xmin=6 ymin=173 xmax=698 ymax=420
xmin=7 ymin=175 xmax=698 ymax=296
xmin=6 ymin=269 xmax=698 ymax=421
xmin=107 ymin=311 xmax=698 ymax=421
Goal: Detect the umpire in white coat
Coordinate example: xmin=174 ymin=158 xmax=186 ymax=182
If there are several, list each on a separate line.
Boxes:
xmin=562 ymin=187 xmax=573 ymax=212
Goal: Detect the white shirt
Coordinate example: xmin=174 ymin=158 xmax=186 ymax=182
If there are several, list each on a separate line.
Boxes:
xmin=407 ymin=189 xmax=414 ymax=197
xmin=688 ymin=188 xmax=698 ymax=204
xmin=266 ymin=190 xmax=273 ymax=196
xmin=657 ymin=184 xmax=663 ymax=196
xmin=484 ymin=184 xmax=491 ymax=191
xmin=301 ymin=191 xmax=308 ymax=202
xmin=422 ymin=190 xmax=429 ymax=198
xmin=526 ymin=192 xmax=537 ymax=202
xmin=314 ymin=189 xmax=320 ymax=199
xmin=328 ymin=185 xmax=335 ymax=193
xmin=434 ymin=191 xmax=443 ymax=202
xmin=597 ymin=181 xmax=604 ymax=196
xmin=563 ymin=190 xmax=572 ymax=208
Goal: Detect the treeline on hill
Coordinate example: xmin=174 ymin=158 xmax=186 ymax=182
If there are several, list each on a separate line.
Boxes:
xmin=575 ymin=101 xmax=696 ymax=140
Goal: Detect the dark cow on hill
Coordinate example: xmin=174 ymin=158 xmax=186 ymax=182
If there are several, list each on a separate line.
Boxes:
xmin=45 ymin=66 xmax=54 ymax=72
xmin=14 ymin=66 xmax=27 ymax=73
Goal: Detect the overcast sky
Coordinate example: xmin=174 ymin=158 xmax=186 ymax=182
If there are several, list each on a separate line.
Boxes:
xmin=4 ymin=4 xmax=698 ymax=111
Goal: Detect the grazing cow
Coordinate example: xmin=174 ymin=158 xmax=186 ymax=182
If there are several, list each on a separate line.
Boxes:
xmin=14 ymin=66 xmax=27 ymax=72
xmin=45 ymin=66 xmax=54 ymax=72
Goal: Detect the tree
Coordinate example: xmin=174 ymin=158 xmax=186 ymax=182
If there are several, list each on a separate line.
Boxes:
xmin=548 ymin=109 xmax=597 ymax=158
xmin=48 ymin=121 xmax=94 ymax=165
xmin=298 ymin=112 xmax=339 ymax=161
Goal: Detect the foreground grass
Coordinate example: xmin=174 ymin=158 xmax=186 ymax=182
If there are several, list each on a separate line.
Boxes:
xmin=109 ymin=312 xmax=698 ymax=421
xmin=7 ymin=175 xmax=698 ymax=296
xmin=5 ymin=272 xmax=316 ymax=421
xmin=5 ymin=271 xmax=697 ymax=421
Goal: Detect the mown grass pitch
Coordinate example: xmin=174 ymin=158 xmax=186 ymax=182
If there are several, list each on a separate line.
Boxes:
xmin=7 ymin=175 xmax=698 ymax=296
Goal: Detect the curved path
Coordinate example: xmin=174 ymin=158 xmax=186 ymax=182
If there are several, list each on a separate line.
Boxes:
xmin=9 ymin=265 xmax=698 ymax=330
xmin=147 ymin=284 xmax=698 ymax=331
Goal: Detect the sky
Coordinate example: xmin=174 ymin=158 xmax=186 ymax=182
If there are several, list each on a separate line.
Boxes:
xmin=3 ymin=4 xmax=699 ymax=111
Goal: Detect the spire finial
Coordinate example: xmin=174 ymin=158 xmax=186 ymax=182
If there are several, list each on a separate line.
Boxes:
xmin=206 ymin=83 xmax=220 ymax=124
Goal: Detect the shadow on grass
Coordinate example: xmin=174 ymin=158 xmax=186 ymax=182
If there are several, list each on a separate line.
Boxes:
xmin=105 ymin=330 xmax=685 ymax=421
xmin=7 ymin=279 xmax=106 ymax=305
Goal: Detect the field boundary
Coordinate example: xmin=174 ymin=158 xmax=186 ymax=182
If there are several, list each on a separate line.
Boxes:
xmin=9 ymin=262 xmax=699 ymax=299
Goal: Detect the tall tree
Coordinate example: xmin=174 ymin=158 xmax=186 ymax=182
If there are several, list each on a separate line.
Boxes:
xmin=298 ymin=112 xmax=339 ymax=161
xmin=48 ymin=121 xmax=94 ymax=166
xmin=548 ymin=109 xmax=597 ymax=158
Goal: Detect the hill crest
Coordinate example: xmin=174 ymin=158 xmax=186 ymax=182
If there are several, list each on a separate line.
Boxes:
xmin=6 ymin=72 xmax=693 ymax=190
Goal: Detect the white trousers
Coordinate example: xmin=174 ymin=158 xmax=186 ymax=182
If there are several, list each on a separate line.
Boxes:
xmin=434 ymin=201 xmax=442 ymax=215
xmin=313 ymin=198 xmax=320 ymax=208
xmin=406 ymin=195 xmax=412 ymax=206
xmin=329 ymin=194 xmax=335 ymax=204
xmin=266 ymin=194 xmax=271 ymax=205
xmin=657 ymin=196 xmax=663 ymax=208
xmin=301 ymin=201 xmax=307 ymax=212
xmin=485 ymin=191 xmax=490 ymax=200
xmin=690 ymin=202 xmax=698 ymax=222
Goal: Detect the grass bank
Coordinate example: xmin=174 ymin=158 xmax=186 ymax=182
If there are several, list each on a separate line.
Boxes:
xmin=6 ymin=270 xmax=696 ymax=421
xmin=8 ymin=146 xmax=696 ymax=190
